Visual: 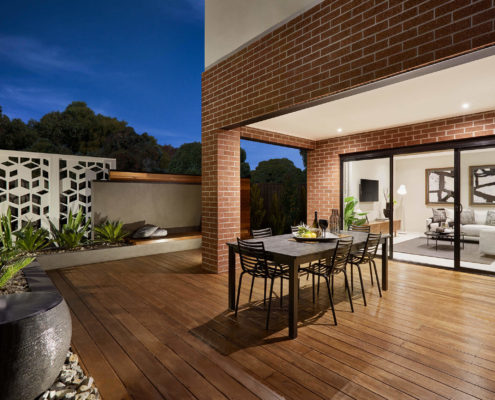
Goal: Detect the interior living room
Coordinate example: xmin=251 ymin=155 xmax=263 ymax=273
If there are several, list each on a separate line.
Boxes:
xmin=344 ymin=147 xmax=495 ymax=273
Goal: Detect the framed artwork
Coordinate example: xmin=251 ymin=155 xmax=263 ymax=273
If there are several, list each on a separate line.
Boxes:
xmin=470 ymin=165 xmax=495 ymax=205
xmin=425 ymin=167 xmax=454 ymax=204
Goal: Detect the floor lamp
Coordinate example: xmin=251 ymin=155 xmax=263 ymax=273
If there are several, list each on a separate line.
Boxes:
xmin=397 ymin=184 xmax=407 ymax=234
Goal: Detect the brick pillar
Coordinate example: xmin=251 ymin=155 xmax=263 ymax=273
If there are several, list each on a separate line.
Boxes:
xmin=202 ymin=128 xmax=241 ymax=273
xmin=306 ymin=140 xmax=340 ymax=222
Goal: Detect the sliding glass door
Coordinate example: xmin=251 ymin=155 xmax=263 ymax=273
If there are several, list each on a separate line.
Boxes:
xmin=393 ymin=150 xmax=455 ymax=269
xmin=458 ymin=147 xmax=495 ymax=273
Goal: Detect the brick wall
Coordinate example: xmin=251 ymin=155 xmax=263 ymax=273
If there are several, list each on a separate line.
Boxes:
xmin=307 ymin=110 xmax=495 ymax=221
xmin=202 ymin=0 xmax=495 ymax=272
xmin=203 ymin=0 xmax=495 ymax=131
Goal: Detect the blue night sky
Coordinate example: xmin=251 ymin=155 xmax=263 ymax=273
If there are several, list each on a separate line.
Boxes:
xmin=0 ymin=0 xmax=303 ymax=170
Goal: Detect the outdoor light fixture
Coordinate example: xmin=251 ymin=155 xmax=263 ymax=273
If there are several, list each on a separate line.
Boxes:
xmin=337 ymin=128 xmax=343 ymax=133
xmin=462 ymin=103 xmax=470 ymax=109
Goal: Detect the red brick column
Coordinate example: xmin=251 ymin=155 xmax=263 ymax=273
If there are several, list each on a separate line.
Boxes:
xmin=202 ymin=129 xmax=241 ymax=273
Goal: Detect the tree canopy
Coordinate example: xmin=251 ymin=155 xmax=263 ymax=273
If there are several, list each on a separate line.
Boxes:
xmin=251 ymin=158 xmax=305 ymax=185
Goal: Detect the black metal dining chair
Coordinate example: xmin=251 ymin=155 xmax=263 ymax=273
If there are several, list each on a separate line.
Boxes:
xmin=348 ymin=224 xmax=374 ymax=286
xmin=348 ymin=233 xmax=382 ymax=306
xmin=235 ymin=238 xmax=289 ymax=329
xmin=301 ymin=237 xmax=354 ymax=325
xmin=349 ymin=224 xmax=370 ymax=233
xmin=252 ymin=227 xmax=272 ymax=238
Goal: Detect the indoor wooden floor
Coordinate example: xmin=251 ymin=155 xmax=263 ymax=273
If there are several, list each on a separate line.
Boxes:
xmin=48 ymin=249 xmax=495 ymax=400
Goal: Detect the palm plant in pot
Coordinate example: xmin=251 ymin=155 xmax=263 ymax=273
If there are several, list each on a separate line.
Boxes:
xmin=344 ymin=196 xmax=368 ymax=230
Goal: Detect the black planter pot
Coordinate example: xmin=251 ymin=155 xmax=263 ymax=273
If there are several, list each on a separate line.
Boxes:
xmin=0 ymin=261 xmax=72 ymax=400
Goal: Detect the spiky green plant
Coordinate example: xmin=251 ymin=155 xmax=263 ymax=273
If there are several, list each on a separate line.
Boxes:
xmin=94 ymin=220 xmax=128 ymax=244
xmin=0 ymin=208 xmax=14 ymax=252
xmin=14 ymin=222 xmax=52 ymax=252
xmin=0 ymin=254 xmax=35 ymax=288
xmin=49 ymin=208 xmax=91 ymax=249
xmin=343 ymin=196 xmax=368 ymax=230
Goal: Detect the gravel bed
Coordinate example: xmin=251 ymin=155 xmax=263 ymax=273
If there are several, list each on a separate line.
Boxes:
xmin=0 ymin=271 xmax=29 ymax=295
xmin=38 ymin=350 xmax=100 ymax=400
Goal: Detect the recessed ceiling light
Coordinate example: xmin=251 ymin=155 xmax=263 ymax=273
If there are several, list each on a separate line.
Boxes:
xmin=462 ymin=103 xmax=470 ymax=109
xmin=337 ymin=128 xmax=343 ymax=133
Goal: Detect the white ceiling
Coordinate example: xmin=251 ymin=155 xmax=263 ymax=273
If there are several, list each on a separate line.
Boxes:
xmin=249 ymin=54 xmax=495 ymax=140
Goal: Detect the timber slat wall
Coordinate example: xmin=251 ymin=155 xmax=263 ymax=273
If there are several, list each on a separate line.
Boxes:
xmin=109 ymin=171 xmax=201 ymax=184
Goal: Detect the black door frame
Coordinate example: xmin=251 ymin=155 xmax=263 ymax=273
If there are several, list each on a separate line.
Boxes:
xmin=340 ymin=135 xmax=495 ymax=274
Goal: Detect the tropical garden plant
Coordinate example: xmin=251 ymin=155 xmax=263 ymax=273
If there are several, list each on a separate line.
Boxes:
xmin=14 ymin=222 xmax=51 ymax=252
xmin=0 ymin=251 xmax=34 ymax=289
xmin=49 ymin=207 xmax=91 ymax=249
xmin=94 ymin=220 xmax=128 ymax=244
xmin=0 ymin=207 xmax=14 ymax=252
xmin=343 ymin=196 xmax=368 ymax=230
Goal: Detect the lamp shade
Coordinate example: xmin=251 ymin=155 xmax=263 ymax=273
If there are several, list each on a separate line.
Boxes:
xmin=397 ymin=184 xmax=407 ymax=195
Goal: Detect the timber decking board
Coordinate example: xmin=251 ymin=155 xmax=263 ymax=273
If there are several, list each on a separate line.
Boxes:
xmin=48 ymin=249 xmax=495 ymax=400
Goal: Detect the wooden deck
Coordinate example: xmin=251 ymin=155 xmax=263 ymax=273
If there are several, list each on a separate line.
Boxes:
xmin=48 ymin=249 xmax=495 ymax=400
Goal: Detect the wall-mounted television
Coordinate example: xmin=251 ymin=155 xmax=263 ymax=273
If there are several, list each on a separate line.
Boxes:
xmin=359 ymin=179 xmax=379 ymax=202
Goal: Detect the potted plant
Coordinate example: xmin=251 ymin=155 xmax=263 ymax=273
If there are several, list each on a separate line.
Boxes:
xmin=344 ymin=196 xmax=368 ymax=229
xmin=0 ymin=209 xmax=72 ymax=400
xmin=382 ymin=189 xmax=397 ymax=219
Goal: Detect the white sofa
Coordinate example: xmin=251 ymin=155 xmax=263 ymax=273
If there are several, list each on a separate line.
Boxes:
xmin=426 ymin=208 xmax=495 ymax=242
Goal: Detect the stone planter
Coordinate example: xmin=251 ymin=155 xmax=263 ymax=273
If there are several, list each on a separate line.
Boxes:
xmin=0 ymin=261 xmax=72 ymax=400
xmin=38 ymin=237 xmax=201 ymax=270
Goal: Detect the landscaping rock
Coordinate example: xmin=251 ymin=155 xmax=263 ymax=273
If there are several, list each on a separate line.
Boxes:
xmin=37 ymin=350 xmax=100 ymax=400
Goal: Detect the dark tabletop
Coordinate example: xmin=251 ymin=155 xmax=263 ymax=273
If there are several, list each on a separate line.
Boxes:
xmin=228 ymin=231 xmax=389 ymax=265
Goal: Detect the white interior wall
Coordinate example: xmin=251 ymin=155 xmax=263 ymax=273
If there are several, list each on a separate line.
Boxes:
xmin=345 ymin=158 xmax=389 ymax=222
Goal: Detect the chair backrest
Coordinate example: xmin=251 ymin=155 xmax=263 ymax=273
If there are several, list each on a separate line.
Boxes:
xmin=364 ymin=233 xmax=382 ymax=259
xmin=328 ymin=237 xmax=353 ymax=273
xmin=349 ymin=224 xmax=370 ymax=233
xmin=252 ymin=227 xmax=272 ymax=238
xmin=237 ymin=239 xmax=268 ymax=275
xmin=291 ymin=226 xmax=299 ymax=233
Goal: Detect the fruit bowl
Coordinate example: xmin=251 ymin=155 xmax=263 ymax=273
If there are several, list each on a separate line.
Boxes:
xmin=292 ymin=225 xmax=339 ymax=242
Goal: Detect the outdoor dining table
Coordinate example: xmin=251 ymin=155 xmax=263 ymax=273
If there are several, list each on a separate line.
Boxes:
xmin=227 ymin=231 xmax=390 ymax=339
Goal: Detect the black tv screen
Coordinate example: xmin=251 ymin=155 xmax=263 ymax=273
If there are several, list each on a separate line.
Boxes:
xmin=359 ymin=179 xmax=379 ymax=202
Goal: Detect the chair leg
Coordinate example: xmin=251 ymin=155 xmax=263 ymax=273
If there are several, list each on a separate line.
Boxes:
xmin=312 ymin=272 xmax=315 ymax=303
xmin=355 ymin=264 xmax=367 ymax=306
xmin=331 ymin=275 xmax=334 ymax=297
xmin=280 ymin=277 xmax=283 ymax=307
xmin=369 ymin=261 xmax=374 ymax=286
xmin=306 ymin=262 xmax=311 ymax=280
xmin=324 ymin=276 xmax=337 ymax=326
xmin=266 ymin=277 xmax=275 ymax=330
xmin=317 ymin=274 xmax=321 ymax=296
xmin=235 ymin=272 xmax=245 ymax=317
xmin=248 ymin=275 xmax=255 ymax=302
xmin=342 ymin=270 xmax=354 ymax=313
xmin=350 ymin=265 xmax=354 ymax=292
xmin=263 ymin=278 xmax=267 ymax=309
xmin=372 ymin=260 xmax=382 ymax=297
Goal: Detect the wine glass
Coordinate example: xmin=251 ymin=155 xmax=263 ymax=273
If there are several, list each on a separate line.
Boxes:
xmin=319 ymin=219 xmax=328 ymax=237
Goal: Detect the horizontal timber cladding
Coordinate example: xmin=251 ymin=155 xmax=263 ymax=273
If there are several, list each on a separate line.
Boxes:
xmin=201 ymin=0 xmax=495 ymax=272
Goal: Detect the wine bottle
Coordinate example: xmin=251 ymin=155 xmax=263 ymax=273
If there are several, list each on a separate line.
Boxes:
xmin=311 ymin=211 xmax=318 ymax=228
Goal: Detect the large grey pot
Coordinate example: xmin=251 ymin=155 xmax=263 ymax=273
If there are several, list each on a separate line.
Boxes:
xmin=0 ymin=261 xmax=72 ymax=400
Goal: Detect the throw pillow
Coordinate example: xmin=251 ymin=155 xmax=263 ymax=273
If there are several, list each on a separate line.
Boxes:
xmin=150 ymin=228 xmax=168 ymax=238
xmin=132 ymin=224 xmax=159 ymax=239
xmin=432 ymin=208 xmax=447 ymax=223
xmin=460 ymin=209 xmax=475 ymax=225
xmin=486 ymin=210 xmax=495 ymax=226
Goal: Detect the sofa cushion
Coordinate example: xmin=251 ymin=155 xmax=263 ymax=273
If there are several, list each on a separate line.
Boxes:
xmin=445 ymin=208 xmax=454 ymax=221
xmin=474 ymin=210 xmax=487 ymax=225
xmin=150 ymin=228 xmax=168 ymax=238
xmin=460 ymin=209 xmax=475 ymax=225
xmin=486 ymin=210 xmax=495 ymax=226
xmin=462 ymin=224 xmax=495 ymax=237
xmin=132 ymin=224 xmax=159 ymax=239
xmin=432 ymin=208 xmax=447 ymax=222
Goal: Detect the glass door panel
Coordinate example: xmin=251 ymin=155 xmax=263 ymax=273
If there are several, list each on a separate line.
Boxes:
xmin=459 ymin=147 xmax=495 ymax=272
xmin=393 ymin=150 xmax=455 ymax=268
